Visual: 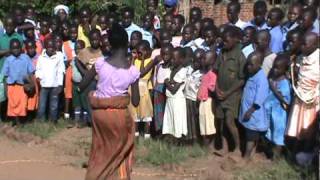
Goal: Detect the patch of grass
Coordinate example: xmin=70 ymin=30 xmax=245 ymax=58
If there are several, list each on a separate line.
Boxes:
xmin=135 ymin=139 xmax=208 ymax=166
xmin=234 ymin=159 xmax=317 ymax=180
xmin=17 ymin=120 xmax=69 ymax=139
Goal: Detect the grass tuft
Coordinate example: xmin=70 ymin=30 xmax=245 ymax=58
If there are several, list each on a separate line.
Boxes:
xmin=135 ymin=139 xmax=208 ymax=166
xmin=17 ymin=120 xmax=69 ymax=139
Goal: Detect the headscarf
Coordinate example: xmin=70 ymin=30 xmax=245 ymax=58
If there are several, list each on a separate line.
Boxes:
xmin=54 ymin=5 xmax=69 ymax=15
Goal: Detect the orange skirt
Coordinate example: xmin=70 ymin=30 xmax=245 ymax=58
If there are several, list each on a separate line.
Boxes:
xmin=27 ymin=76 xmax=39 ymax=111
xmin=64 ymin=66 xmax=73 ymax=99
xmin=7 ymin=84 xmax=28 ymax=117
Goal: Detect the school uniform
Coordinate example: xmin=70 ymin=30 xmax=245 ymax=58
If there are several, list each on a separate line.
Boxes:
xmin=180 ymin=40 xmax=197 ymax=52
xmin=184 ymin=66 xmax=202 ymax=139
xmin=2 ymin=54 xmax=34 ymax=117
xmin=242 ymin=43 xmax=255 ymax=58
xmin=197 ymin=70 xmax=217 ymax=136
xmin=163 ymin=67 xmax=188 ymax=138
xmin=239 ymin=69 xmax=269 ymax=141
xmin=269 ymin=25 xmax=284 ymax=53
xmin=229 ymin=19 xmax=249 ymax=30
xmin=35 ymin=50 xmax=65 ymax=121
xmin=247 ymin=20 xmax=269 ymax=30
xmin=0 ymin=32 xmax=24 ymax=102
xmin=214 ymin=44 xmax=246 ymax=120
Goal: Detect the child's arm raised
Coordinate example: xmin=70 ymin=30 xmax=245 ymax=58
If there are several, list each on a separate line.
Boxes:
xmin=139 ymin=58 xmax=161 ymax=78
xmin=75 ymin=57 xmax=89 ymax=76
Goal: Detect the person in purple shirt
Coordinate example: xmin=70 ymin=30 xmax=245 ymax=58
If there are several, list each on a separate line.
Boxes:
xmin=267 ymin=8 xmax=285 ymax=53
xmin=239 ymin=51 xmax=269 ymax=161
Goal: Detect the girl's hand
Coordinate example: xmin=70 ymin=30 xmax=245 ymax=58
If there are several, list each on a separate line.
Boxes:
xmin=243 ymin=107 xmax=255 ymax=122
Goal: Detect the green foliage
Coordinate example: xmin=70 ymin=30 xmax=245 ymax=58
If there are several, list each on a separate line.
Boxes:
xmin=135 ymin=139 xmax=208 ymax=166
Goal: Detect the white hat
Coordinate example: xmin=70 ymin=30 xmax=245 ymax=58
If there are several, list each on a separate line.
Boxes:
xmin=54 ymin=5 xmax=69 ymax=15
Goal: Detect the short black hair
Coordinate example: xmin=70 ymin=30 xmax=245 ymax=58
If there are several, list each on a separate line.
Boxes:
xmin=223 ymin=25 xmax=242 ymax=39
xmin=303 ymin=7 xmax=318 ymax=20
xmin=190 ymin=7 xmax=202 ymax=16
xmin=254 ymin=0 xmax=267 ymax=10
xmin=89 ymin=28 xmax=101 ymax=39
xmin=203 ymin=25 xmax=218 ymax=36
xmin=80 ymin=6 xmax=91 ymax=14
xmin=161 ymin=42 xmax=174 ymax=51
xmin=122 ymin=6 xmax=135 ymax=18
xmin=183 ymin=23 xmax=195 ymax=32
xmin=108 ymin=23 xmax=128 ymax=49
xmin=248 ymin=51 xmax=264 ymax=65
xmin=138 ymin=40 xmax=151 ymax=51
xmin=10 ymin=38 xmax=21 ymax=48
xmin=131 ymin=30 xmax=143 ymax=39
xmin=174 ymin=14 xmax=185 ymax=25
xmin=228 ymin=1 xmax=241 ymax=13
xmin=160 ymin=29 xmax=172 ymax=39
xmin=256 ymin=29 xmax=271 ymax=42
xmin=286 ymin=27 xmax=303 ymax=39
xmin=269 ymin=7 xmax=285 ymax=21
xmin=243 ymin=26 xmax=257 ymax=35
xmin=275 ymin=53 xmax=290 ymax=70
xmin=24 ymin=39 xmax=36 ymax=46
xmin=174 ymin=47 xmax=187 ymax=59
xmin=201 ymin=18 xmax=215 ymax=29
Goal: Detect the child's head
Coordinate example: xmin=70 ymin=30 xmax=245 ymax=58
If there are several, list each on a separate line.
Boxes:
xmin=53 ymin=34 xmax=63 ymax=51
xmin=107 ymin=13 xmax=118 ymax=30
xmin=287 ymin=3 xmax=302 ymax=23
xmin=246 ymin=51 xmax=263 ymax=76
xmin=301 ymin=32 xmax=318 ymax=56
xmin=201 ymin=18 xmax=214 ymax=30
xmin=299 ymin=7 xmax=317 ymax=31
xmin=242 ymin=26 xmax=256 ymax=47
xmin=182 ymin=24 xmax=195 ymax=43
xmin=13 ymin=6 xmax=24 ymax=26
xmin=10 ymin=39 xmax=22 ymax=57
xmin=254 ymin=30 xmax=270 ymax=52
xmin=4 ymin=15 xmax=16 ymax=36
xmin=76 ymin=40 xmax=85 ymax=52
xmin=40 ymin=16 xmax=51 ymax=35
xmin=100 ymin=34 xmax=111 ymax=56
xmin=193 ymin=20 xmax=202 ymax=38
xmin=98 ymin=12 xmax=108 ymax=31
xmin=160 ymin=43 xmax=174 ymax=64
xmin=147 ymin=0 xmax=159 ymax=14
xmin=25 ymin=39 xmax=37 ymax=57
xmin=227 ymin=1 xmax=241 ymax=23
xmin=184 ymin=47 xmax=194 ymax=66
xmin=194 ymin=48 xmax=205 ymax=70
xmin=137 ymin=40 xmax=151 ymax=60
xmin=71 ymin=15 xmax=81 ymax=27
xmin=89 ymin=29 xmax=101 ymax=49
xmin=222 ymin=26 xmax=240 ymax=50
xmin=80 ymin=6 xmax=92 ymax=25
xmin=61 ymin=20 xmax=70 ymax=40
xmin=130 ymin=31 xmax=143 ymax=49
xmin=70 ymin=24 xmax=78 ymax=42
xmin=286 ymin=28 xmax=303 ymax=55
xmin=172 ymin=14 xmax=185 ymax=35
xmin=204 ymin=26 xmax=218 ymax=47
xmin=253 ymin=0 xmax=267 ymax=26
xmin=25 ymin=5 xmax=36 ymax=20
xmin=163 ymin=13 xmax=174 ymax=31
xmin=50 ymin=17 xmax=60 ymax=34
xmin=270 ymin=54 xmax=289 ymax=79
xmin=267 ymin=8 xmax=284 ymax=27
xmin=44 ymin=38 xmax=56 ymax=56
xmin=142 ymin=12 xmax=154 ymax=31
xmin=121 ymin=6 xmax=134 ymax=28
xmin=190 ymin=7 xmax=202 ymax=23
xmin=164 ymin=0 xmax=177 ymax=14
xmin=160 ymin=29 xmax=173 ymax=45
xmin=23 ymin=22 xmax=36 ymax=40
xmin=201 ymin=50 xmax=216 ymax=71
xmin=172 ymin=47 xmax=186 ymax=67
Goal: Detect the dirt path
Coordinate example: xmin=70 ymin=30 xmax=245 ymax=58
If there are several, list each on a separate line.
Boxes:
xmin=0 ymin=126 xmax=266 ymax=180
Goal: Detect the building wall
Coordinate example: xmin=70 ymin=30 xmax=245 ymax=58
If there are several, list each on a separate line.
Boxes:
xmin=190 ymin=0 xmax=254 ymax=26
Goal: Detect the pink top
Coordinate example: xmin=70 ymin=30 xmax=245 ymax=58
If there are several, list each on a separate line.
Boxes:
xmin=197 ymin=71 xmax=217 ymax=101
xmin=94 ymin=57 xmax=140 ymax=98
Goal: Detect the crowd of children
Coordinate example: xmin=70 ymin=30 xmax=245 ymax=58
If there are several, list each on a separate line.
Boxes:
xmin=0 ymin=0 xmax=319 ymax=166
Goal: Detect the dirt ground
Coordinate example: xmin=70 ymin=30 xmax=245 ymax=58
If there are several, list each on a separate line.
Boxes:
xmin=0 ymin=125 xmax=270 ymax=180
